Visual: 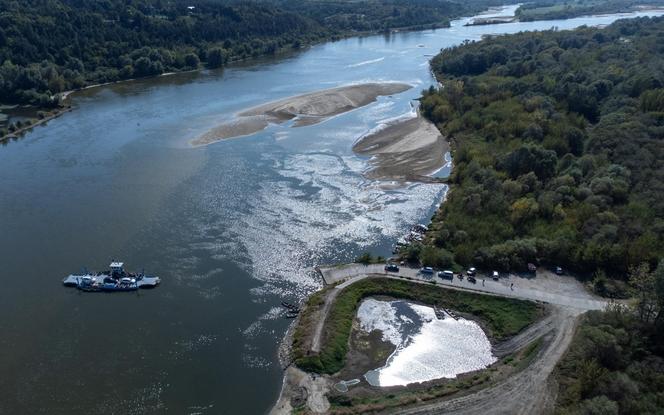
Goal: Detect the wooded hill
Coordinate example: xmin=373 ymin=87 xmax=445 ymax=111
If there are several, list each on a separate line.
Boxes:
xmin=0 ymin=0 xmax=506 ymax=109
xmin=415 ymin=16 xmax=664 ymax=282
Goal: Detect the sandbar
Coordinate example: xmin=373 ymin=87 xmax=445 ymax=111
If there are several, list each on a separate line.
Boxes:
xmin=190 ymin=82 xmax=412 ymax=147
xmin=352 ymin=114 xmax=448 ymax=181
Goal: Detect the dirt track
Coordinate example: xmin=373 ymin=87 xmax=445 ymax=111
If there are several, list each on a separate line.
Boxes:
xmin=390 ymin=306 xmax=580 ymax=415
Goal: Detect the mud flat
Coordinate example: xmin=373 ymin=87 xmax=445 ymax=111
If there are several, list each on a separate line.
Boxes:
xmin=352 ymin=115 xmax=448 ymax=181
xmin=190 ymin=82 xmax=412 ymax=147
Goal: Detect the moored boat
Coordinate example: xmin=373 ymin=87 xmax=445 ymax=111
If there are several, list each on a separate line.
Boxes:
xmin=63 ymin=261 xmax=160 ymax=292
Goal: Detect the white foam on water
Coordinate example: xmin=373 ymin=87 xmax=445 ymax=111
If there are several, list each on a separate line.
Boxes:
xmin=357 ymin=298 xmax=402 ymax=345
xmin=232 ymin=152 xmax=446 ymax=299
xmin=359 ymin=299 xmax=496 ymax=387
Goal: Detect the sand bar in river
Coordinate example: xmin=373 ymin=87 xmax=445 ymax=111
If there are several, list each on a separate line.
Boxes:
xmin=352 ymin=114 xmax=448 ymax=181
xmin=190 ymin=82 xmax=412 ymax=146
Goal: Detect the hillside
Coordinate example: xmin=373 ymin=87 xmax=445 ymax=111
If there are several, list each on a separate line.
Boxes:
xmin=0 ymin=0 xmax=507 ymax=112
xmin=415 ymin=16 xmax=664 ymax=282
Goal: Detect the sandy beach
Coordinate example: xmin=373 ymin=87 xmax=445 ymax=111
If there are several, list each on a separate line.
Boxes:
xmin=352 ymin=114 xmax=448 ymax=181
xmin=190 ymin=82 xmax=412 ymax=147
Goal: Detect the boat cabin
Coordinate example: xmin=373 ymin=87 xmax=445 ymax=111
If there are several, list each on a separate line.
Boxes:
xmin=110 ymin=261 xmax=124 ymax=277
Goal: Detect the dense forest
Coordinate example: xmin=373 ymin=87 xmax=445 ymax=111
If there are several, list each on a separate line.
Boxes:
xmin=0 ymin=0 xmax=509 ymax=111
xmin=516 ymin=0 xmax=664 ymax=22
xmin=412 ymin=16 xmax=664 ymax=284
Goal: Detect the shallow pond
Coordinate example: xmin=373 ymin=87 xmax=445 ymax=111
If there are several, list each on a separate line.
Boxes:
xmin=358 ymin=298 xmax=496 ymax=387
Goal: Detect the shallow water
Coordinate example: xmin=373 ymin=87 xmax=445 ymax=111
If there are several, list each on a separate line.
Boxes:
xmin=0 ymin=5 xmax=662 ymax=414
xmin=358 ymin=299 xmax=495 ymax=386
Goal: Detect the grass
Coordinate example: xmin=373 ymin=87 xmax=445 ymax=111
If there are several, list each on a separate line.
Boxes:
xmin=293 ymin=277 xmax=542 ymax=374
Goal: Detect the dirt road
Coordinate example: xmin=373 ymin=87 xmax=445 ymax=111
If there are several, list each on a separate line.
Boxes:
xmin=389 ymin=306 xmax=579 ymax=415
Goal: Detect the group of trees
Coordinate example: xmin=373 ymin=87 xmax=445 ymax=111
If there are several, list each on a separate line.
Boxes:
xmin=0 ymin=0 xmax=521 ymax=110
xmin=0 ymin=0 xmax=322 ymax=107
xmin=417 ymin=16 xmax=664 ymax=278
xmin=555 ymin=262 xmax=664 ymax=414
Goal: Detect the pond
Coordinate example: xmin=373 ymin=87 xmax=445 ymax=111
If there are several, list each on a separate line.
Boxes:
xmin=357 ymin=298 xmax=496 ymax=387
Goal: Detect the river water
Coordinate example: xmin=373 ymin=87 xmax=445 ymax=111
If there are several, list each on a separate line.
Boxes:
xmin=0 ymin=6 xmax=661 ymax=414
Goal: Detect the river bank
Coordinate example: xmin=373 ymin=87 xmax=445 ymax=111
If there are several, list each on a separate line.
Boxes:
xmin=0 ymin=105 xmax=73 ymax=144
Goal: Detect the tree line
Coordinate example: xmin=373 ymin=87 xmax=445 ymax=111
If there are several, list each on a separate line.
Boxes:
xmin=0 ymin=0 xmax=519 ymax=110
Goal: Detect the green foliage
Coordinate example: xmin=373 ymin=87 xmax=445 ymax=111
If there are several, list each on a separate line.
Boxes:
xmin=423 ymin=17 xmax=664 ymax=276
xmin=294 ymin=277 xmax=541 ymax=374
xmin=354 ymin=252 xmax=384 ymax=264
xmin=0 ymin=0 xmax=514 ymax=107
xmin=206 ymin=48 xmax=228 ymax=69
xmin=419 ymin=245 xmax=454 ymax=268
xmin=554 ymin=306 xmax=664 ymax=414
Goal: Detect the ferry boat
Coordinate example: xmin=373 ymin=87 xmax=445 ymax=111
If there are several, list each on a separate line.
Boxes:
xmin=63 ymin=261 xmax=160 ymax=292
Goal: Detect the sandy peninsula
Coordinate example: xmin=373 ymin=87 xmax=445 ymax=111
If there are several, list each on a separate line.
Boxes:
xmin=352 ymin=114 xmax=448 ymax=181
xmin=190 ymin=82 xmax=412 ymax=147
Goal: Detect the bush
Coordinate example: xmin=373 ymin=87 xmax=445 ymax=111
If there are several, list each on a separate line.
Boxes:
xmin=419 ymin=246 xmax=454 ymax=268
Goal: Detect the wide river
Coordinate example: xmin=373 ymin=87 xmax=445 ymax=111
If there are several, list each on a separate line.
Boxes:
xmin=0 ymin=6 xmax=661 ymax=414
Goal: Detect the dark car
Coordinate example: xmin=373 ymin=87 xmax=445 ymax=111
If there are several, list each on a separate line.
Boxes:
xmin=420 ymin=267 xmax=434 ymax=274
xmin=384 ymin=264 xmax=400 ymax=272
xmin=437 ymin=270 xmax=454 ymax=280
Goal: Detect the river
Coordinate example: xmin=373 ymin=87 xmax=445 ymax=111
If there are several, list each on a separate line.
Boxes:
xmin=0 ymin=5 xmax=661 ymax=414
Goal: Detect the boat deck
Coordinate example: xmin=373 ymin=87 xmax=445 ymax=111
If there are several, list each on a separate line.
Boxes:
xmin=63 ymin=274 xmax=161 ymax=288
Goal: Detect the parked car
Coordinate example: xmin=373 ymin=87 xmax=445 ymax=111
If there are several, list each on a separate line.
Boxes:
xmin=466 ymin=267 xmax=477 ymax=276
xmin=384 ymin=264 xmax=399 ymax=272
xmin=420 ymin=267 xmax=434 ymax=274
xmin=438 ymin=270 xmax=454 ymax=280
xmin=492 ymin=270 xmax=500 ymax=280
xmin=555 ymin=266 xmax=563 ymax=275
xmin=527 ymin=263 xmax=537 ymax=273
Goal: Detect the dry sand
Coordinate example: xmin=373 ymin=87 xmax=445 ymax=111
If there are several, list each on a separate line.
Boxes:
xmin=190 ymin=82 xmax=412 ymax=147
xmin=352 ymin=114 xmax=448 ymax=181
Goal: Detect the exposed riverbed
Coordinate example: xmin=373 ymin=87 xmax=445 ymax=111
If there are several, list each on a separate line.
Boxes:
xmin=0 ymin=5 xmax=661 ymax=414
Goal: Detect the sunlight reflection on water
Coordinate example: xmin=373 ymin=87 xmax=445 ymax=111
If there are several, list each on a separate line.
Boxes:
xmin=358 ymin=298 xmax=496 ymax=387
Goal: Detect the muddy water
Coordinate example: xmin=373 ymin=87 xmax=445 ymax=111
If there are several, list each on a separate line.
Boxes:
xmin=0 ymin=6 xmax=661 ymax=414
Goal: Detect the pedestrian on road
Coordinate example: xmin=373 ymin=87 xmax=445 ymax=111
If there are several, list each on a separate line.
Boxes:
xmin=482 ymin=279 xmax=485 ymax=286
xmin=510 ymin=283 xmax=514 ymax=290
